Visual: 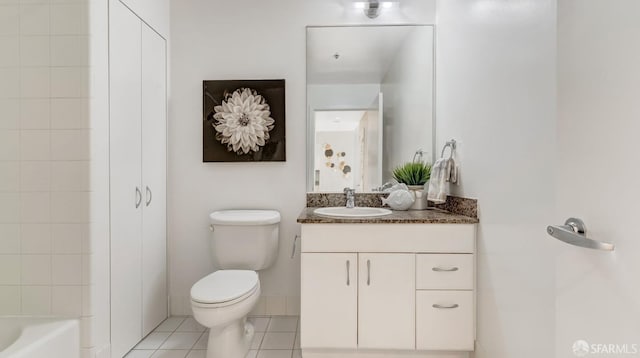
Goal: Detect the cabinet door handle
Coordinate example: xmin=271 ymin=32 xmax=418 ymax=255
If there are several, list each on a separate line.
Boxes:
xmin=346 ymin=260 xmax=350 ymax=286
xmin=433 ymin=303 xmax=459 ymax=309
xmin=291 ymin=235 xmax=299 ymax=259
xmin=432 ymin=266 xmax=459 ymax=272
xmin=135 ymin=187 xmax=142 ymax=208
xmin=367 ymin=260 xmax=371 ymax=286
xmin=145 ymin=186 xmax=153 ymax=206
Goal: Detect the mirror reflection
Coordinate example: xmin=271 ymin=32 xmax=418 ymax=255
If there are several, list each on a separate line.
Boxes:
xmin=306 ymin=25 xmax=435 ymax=192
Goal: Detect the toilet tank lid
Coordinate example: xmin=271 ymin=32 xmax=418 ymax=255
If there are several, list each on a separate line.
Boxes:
xmin=209 ymin=210 xmax=281 ymax=226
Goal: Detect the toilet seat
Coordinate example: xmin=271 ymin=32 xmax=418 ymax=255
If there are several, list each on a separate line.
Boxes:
xmin=191 ymin=270 xmax=259 ymax=307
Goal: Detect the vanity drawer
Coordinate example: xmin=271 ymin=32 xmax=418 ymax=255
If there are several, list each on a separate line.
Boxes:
xmin=416 ymin=290 xmax=474 ymax=351
xmin=416 ymin=254 xmax=474 ymax=290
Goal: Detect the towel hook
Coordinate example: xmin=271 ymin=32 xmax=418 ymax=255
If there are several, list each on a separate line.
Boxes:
xmin=440 ymin=139 xmax=457 ymax=159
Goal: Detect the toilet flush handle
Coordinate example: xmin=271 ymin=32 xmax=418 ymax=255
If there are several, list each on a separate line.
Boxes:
xmin=209 ymin=225 xmax=214 ymax=232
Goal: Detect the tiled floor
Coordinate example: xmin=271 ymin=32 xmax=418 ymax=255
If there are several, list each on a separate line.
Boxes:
xmin=125 ymin=316 xmax=301 ymax=358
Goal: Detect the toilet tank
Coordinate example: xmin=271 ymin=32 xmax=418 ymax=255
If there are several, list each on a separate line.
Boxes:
xmin=209 ymin=210 xmax=280 ymax=270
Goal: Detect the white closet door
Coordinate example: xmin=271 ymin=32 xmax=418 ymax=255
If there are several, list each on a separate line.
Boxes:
xmin=109 ymin=0 xmax=143 ymax=356
xmin=141 ymin=23 xmax=167 ymax=335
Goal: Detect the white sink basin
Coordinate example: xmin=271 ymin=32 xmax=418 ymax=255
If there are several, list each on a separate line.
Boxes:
xmin=314 ymin=207 xmax=393 ymax=218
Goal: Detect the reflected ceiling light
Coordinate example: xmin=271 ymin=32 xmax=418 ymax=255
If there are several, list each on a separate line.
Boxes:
xmin=353 ymin=1 xmax=398 ymax=19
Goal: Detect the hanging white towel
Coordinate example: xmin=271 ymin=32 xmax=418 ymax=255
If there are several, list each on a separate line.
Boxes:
xmin=446 ymin=157 xmax=458 ymax=184
xmin=427 ymin=158 xmax=448 ymax=204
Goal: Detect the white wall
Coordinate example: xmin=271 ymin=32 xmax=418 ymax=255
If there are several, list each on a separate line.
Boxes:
xmin=436 ymin=1 xmax=557 ymax=357
xmin=381 ymin=26 xmax=434 ymax=178
xmin=169 ymin=0 xmax=436 ymax=315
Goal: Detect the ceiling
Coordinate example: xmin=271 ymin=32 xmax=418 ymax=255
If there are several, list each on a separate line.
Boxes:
xmin=307 ymin=26 xmax=415 ymax=85
xmin=315 ymin=110 xmax=366 ymax=132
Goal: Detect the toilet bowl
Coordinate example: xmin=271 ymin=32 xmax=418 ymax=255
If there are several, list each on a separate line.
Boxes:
xmin=191 ymin=270 xmax=261 ymax=358
xmin=190 ymin=210 xmax=280 ymax=358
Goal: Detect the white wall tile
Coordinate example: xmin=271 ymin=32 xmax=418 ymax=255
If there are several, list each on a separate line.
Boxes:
xmin=51 ymin=36 xmax=88 ymax=66
xmin=0 ymin=5 xmax=20 ymax=36
xmin=51 ymin=129 xmax=89 ymax=160
xmin=20 ymin=99 xmax=50 ymax=129
xmin=21 ymin=285 xmax=50 ymax=314
xmin=51 ymin=98 xmax=89 ymax=128
xmin=52 ymin=223 xmax=82 ymax=254
xmin=0 ymin=36 xmax=19 ymax=66
xmin=51 ymin=284 xmax=82 ymax=315
xmin=0 ymin=224 xmax=20 ymax=253
xmin=20 ymin=36 xmax=50 ymax=67
xmin=20 ymin=161 xmax=51 ymax=191
xmin=0 ymin=192 xmax=20 ymax=222
xmin=20 ymin=130 xmax=49 ymax=160
xmin=0 ymin=286 xmax=21 ymax=314
xmin=0 ymin=68 xmax=19 ymax=98
xmin=51 ymin=160 xmax=89 ymax=191
xmin=19 ymin=192 xmax=50 ymax=223
xmin=51 ymin=3 xmax=87 ymax=35
xmin=21 ymin=223 xmax=51 ymax=253
xmin=0 ymin=99 xmax=20 ymax=129
xmin=0 ymin=254 xmax=21 ymax=284
xmin=51 ymin=191 xmax=89 ymax=223
xmin=0 ymin=161 xmax=20 ymax=191
xmin=51 ymin=67 xmax=88 ymax=98
xmin=20 ymin=67 xmax=49 ymax=98
xmin=19 ymin=4 xmax=49 ymax=35
xmin=0 ymin=130 xmax=19 ymax=160
xmin=20 ymin=254 xmax=50 ymax=284
xmin=52 ymin=253 xmax=81 ymax=284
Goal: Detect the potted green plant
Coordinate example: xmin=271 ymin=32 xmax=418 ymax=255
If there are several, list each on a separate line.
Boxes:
xmin=392 ymin=162 xmax=432 ymax=210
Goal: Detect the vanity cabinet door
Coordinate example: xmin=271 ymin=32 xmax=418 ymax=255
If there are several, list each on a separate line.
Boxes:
xmin=301 ymin=253 xmax=358 ymax=349
xmin=358 ymin=253 xmax=415 ymax=349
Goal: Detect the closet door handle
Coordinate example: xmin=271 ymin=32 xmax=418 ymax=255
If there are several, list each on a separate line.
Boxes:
xmin=135 ymin=187 xmax=142 ymax=208
xmin=367 ymin=260 xmax=371 ymax=286
xmin=145 ymin=186 xmax=153 ymax=206
xmin=432 ymin=266 xmax=459 ymax=272
xmin=433 ymin=303 xmax=459 ymax=309
xmin=346 ymin=260 xmax=350 ymax=286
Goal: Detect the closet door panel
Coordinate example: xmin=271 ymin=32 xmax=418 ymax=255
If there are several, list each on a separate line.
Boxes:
xmin=141 ymin=23 xmax=168 ymax=335
xmin=109 ymin=0 xmax=143 ymax=356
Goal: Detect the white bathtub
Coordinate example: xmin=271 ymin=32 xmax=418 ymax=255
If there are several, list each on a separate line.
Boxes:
xmin=0 ymin=317 xmax=79 ymax=358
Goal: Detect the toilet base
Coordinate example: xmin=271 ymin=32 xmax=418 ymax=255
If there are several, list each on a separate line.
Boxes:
xmin=205 ymin=318 xmax=254 ymax=358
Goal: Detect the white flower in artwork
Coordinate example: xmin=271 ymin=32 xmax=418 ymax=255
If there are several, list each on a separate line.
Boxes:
xmin=213 ymin=88 xmax=275 ymax=155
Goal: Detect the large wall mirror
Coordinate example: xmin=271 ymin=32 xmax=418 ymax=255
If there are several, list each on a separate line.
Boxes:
xmin=306 ymin=25 xmax=435 ymax=192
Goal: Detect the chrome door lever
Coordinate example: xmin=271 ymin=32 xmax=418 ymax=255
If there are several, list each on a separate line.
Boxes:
xmin=547 ymin=217 xmax=614 ymax=251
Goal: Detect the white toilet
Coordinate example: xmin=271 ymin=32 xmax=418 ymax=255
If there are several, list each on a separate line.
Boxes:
xmin=191 ymin=210 xmax=280 ymax=358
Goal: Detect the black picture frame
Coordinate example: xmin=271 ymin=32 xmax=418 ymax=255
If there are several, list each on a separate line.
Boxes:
xmin=203 ymin=79 xmax=286 ymax=162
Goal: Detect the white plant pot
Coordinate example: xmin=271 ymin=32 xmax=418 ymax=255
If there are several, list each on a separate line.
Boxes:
xmin=407 ymin=185 xmax=429 ymax=210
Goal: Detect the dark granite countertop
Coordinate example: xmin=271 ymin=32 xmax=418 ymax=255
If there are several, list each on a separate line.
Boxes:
xmin=297 ymin=207 xmax=479 ymax=224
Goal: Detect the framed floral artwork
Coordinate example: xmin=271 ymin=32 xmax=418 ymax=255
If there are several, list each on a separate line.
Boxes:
xmin=203 ymin=79 xmax=286 ymax=162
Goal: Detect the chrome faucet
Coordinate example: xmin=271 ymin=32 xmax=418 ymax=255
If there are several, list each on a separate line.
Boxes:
xmin=344 ymin=187 xmax=355 ymax=208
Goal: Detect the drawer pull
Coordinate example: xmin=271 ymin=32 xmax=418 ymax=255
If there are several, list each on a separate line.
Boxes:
xmin=432 ymin=303 xmax=459 ymax=309
xmin=432 ymin=266 xmax=459 ymax=272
